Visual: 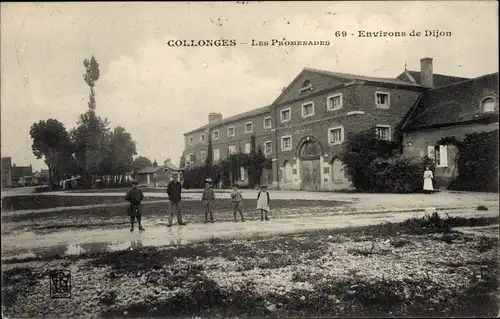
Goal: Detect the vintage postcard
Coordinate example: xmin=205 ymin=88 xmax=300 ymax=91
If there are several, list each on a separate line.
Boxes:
xmin=1 ymin=1 xmax=499 ymax=318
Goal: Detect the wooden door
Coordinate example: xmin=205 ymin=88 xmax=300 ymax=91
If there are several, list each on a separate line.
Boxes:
xmin=300 ymin=159 xmax=321 ymax=191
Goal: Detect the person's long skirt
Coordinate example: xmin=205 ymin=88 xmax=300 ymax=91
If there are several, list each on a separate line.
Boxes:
xmin=423 ymin=178 xmax=434 ymax=192
xmin=256 ymin=195 xmax=269 ymax=212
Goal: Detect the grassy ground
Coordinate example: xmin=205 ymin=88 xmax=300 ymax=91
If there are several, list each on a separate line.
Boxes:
xmin=1 ymin=214 xmax=499 ymax=318
xmin=1 ymin=199 xmax=344 ymax=233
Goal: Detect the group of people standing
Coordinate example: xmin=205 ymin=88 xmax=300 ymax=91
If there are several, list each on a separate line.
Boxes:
xmin=125 ymin=175 xmax=271 ymax=232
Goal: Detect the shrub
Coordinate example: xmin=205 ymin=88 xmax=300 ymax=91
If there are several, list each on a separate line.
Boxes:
xmin=440 ymin=130 xmax=499 ymax=192
xmin=183 ymin=165 xmax=216 ymax=189
xmin=340 ymin=128 xmax=435 ymax=193
xmin=477 ymin=205 xmax=489 ymax=211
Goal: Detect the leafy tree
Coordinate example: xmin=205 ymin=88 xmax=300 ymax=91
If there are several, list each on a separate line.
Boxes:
xmin=71 ymin=111 xmax=109 ymax=182
xmin=340 ymin=127 xmax=399 ymax=192
xmin=29 ymin=119 xmax=74 ymax=187
xmin=103 ymin=126 xmax=137 ymax=185
xmin=132 ymin=156 xmax=153 ymax=174
xmin=74 ymin=55 xmax=105 ymax=186
xmin=83 ymin=55 xmax=100 ymax=111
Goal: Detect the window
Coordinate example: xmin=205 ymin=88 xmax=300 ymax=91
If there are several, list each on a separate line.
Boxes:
xmin=189 ymin=136 xmax=193 ymax=144
xmin=240 ymin=166 xmax=246 ymax=181
xmin=302 ymin=102 xmax=315 ymax=117
xmin=427 ymin=145 xmax=448 ymax=167
xmin=189 ymin=153 xmax=194 ymax=163
xmin=376 ymin=92 xmax=390 ymax=108
xmin=228 ymin=145 xmax=237 ymax=155
xmin=281 ymin=135 xmax=292 ymax=151
xmin=264 ymin=141 xmax=272 ymax=155
xmin=263 ymin=117 xmax=272 ymax=129
xmin=375 ymin=125 xmax=391 ymax=141
xmin=213 ymin=148 xmax=220 ymax=161
xmin=328 ymin=127 xmax=344 ymax=145
xmin=327 ymin=94 xmax=343 ymax=111
xmin=245 ymin=122 xmax=253 ymax=133
xmin=200 ymin=134 xmax=205 ymax=142
xmin=280 ymin=108 xmax=291 ymax=122
xmin=244 ymin=143 xmax=251 ymax=154
xmin=212 ymin=130 xmax=219 ymax=140
xmin=331 ymin=159 xmax=346 ymax=181
xmin=200 ymin=151 xmax=206 ymax=162
xmin=283 ymin=161 xmax=293 ymax=182
xmin=227 ymin=126 xmax=235 ymax=137
xmin=481 ymin=97 xmax=496 ymax=113
xmin=323 ymin=167 xmax=330 ymax=174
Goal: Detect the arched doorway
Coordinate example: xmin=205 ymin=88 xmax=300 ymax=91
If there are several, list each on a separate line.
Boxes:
xmin=297 ymin=137 xmax=323 ymax=191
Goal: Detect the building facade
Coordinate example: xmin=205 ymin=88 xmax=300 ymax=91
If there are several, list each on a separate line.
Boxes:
xmin=1 ymin=157 xmax=12 ymax=188
xmin=401 ymin=72 xmax=499 ymax=188
xmin=183 ymin=58 xmax=497 ymax=191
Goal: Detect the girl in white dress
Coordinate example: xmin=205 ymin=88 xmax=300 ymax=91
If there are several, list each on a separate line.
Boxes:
xmin=423 ymin=167 xmax=434 ymax=194
xmin=256 ymin=185 xmax=270 ymax=221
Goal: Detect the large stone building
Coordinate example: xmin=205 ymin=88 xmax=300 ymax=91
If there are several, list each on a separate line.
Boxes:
xmin=183 ymin=58 xmax=498 ymax=191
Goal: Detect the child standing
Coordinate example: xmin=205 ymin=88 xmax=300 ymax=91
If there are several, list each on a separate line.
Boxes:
xmin=125 ymin=180 xmax=145 ymax=232
xmin=202 ymin=179 xmax=215 ymax=223
xmin=256 ymin=185 xmax=270 ymax=221
xmin=230 ymin=185 xmax=245 ymax=222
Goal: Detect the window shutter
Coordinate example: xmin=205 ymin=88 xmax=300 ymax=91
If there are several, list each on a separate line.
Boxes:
xmin=427 ymin=146 xmax=435 ymax=159
xmin=439 ymin=145 xmax=448 ymax=167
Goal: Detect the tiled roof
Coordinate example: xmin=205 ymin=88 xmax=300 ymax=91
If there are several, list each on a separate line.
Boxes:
xmin=403 ymin=72 xmax=499 ymax=131
xmin=396 ymin=70 xmax=470 ymax=88
xmin=184 ymin=105 xmax=271 ymax=135
xmin=304 ymin=67 xmax=423 ymax=87
xmin=11 ymin=166 xmax=33 ymax=179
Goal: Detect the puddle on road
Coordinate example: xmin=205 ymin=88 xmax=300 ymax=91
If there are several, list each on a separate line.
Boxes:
xmin=2 ymin=237 xmax=190 ymax=261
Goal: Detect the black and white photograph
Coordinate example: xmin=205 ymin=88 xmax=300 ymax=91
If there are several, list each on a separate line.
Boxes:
xmin=1 ymin=1 xmax=499 ymax=318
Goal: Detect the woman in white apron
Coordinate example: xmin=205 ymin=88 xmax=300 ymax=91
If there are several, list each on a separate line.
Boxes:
xmin=256 ymin=185 xmax=270 ymax=221
xmin=423 ymin=167 xmax=434 ymax=194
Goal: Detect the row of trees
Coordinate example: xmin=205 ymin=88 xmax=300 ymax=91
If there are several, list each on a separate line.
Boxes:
xmin=182 ymin=135 xmax=271 ymax=189
xmin=30 ymin=56 xmax=151 ymax=189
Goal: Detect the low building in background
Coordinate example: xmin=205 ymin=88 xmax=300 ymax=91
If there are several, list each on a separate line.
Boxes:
xmin=11 ymin=164 xmax=34 ymax=187
xmin=134 ymin=159 xmax=179 ymax=187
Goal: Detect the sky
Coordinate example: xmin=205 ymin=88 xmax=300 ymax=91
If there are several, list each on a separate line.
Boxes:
xmin=1 ymin=1 xmax=498 ymax=171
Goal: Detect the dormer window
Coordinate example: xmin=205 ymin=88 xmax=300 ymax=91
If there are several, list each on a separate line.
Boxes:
xmin=481 ymin=97 xmax=496 ymax=113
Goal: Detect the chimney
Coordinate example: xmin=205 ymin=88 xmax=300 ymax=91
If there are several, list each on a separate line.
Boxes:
xmin=420 ymin=57 xmax=433 ymax=87
xmin=208 ymin=112 xmax=223 ymax=123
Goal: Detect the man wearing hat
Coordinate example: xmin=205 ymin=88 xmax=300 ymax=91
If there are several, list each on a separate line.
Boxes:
xmin=202 ymin=178 xmax=216 ymax=223
xmin=125 ymin=180 xmax=145 ymax=231
xmin=166 ymin=175 xmax=186 ymax=226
